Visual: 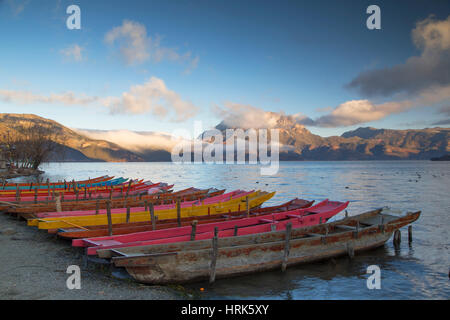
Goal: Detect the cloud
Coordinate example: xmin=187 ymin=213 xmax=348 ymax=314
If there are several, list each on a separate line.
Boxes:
xmin=101 ymin=77 xmax=199 ymax=121
xmin=184 ymin=55 xmax=200 ymax=75
xmin=213 ymin=102 xmax=307 ymax=129
xmin=0 ymin=89 xmax=97 ymax=105
xmin=432 ymin=105 xmax=450 ymax=125
xmin=60 ymin=44 xmax=84 ymax=62
xmin=104 ymin=20 xmax=199 ymax=72
xmin=347 ymin=15 xmax=450 ymax=97
xmin=0 ymin=77 xmax=199 ymax=122
xmin=74 ymin=129 xmax=182 ymax=152
xmin=6 ymin=0 xmax=28 ymax=16
xmin=302 ymin=85 xmax=450 ymax=127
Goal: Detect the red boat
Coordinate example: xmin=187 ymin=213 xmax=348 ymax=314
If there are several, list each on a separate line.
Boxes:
xmin=57 ymin=198 xmax=314 ymax=239
xmin=74 ymin=199 xmax=349 ymax=256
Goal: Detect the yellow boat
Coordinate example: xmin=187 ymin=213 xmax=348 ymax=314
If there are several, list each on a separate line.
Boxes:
xmin=30 ymin=191 xmax=275 ymax=230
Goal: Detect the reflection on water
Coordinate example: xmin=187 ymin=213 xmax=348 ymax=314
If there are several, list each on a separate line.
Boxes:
xmin=17 ymin=161 xmax=450 ymax=299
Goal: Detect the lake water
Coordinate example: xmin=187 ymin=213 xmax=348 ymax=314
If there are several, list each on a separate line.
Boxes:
xmin=20 ymin=161 xmax=450 ymax=299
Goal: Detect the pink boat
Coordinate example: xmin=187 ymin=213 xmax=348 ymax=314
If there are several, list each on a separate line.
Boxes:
xmin=3 ymin=182 xmax=171 ymax=203
xmin=73 ymin=199 xmax=349 ymax=256
xmin=35 ymin=190 xmax=253 ymax=218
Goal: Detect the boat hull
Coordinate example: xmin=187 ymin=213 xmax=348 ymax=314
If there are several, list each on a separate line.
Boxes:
xmin=112 ymin=210 xmax=420 ymax=284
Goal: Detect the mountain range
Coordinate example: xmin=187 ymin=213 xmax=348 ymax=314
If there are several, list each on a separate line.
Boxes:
xmin=0 ymin=113 xmax=448 ymax=162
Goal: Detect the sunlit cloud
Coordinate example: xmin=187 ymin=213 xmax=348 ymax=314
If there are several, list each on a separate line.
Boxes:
xmin=0 ymin=77 xmax=199 ymax=122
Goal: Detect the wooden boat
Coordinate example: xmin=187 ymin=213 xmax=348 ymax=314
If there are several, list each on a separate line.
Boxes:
xmin=3 ymin=182 xmax=173 ymax=214
xmin=75 ymin=200 xmax=348 ymax=256
xmin=0 ymin=177 xmax=138 ymax=198
xmin=7 ymin=188 xmax=224 ymax=217
xmin=0 ymin=176 xmax=123 ymax=193
xmin=28 ymin=191 xmax=275 ymax=229
xmin=57 ymin=198 xmax=314 ymax=239
xmin=106 ymin=209 xmax=421 ymax=284
xmin=33 ymin=190 xmax=250 ymax=219
xmin=0 ymin=175 xmax=112 ymax=190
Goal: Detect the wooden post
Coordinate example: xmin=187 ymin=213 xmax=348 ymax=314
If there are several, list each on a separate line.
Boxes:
xmin=246 ymin=196 xmax=249 ymax=217
xmin=345 ymin=210 xmax=348 ymax=218
xmin=126 ymin=205 xmax=131 ymax=223
xmin=75 ymin=190 xmax=79 ymax=203
xmin=190 ymin=220 xmax=198 ymax=241
xmin=84 ymin=187 xmax=87 ymax=200
xmin=149 ymin=203 xmax=155 ymax=230
xmin=15 ymin=184 xmax=19 ymax=201
xmin=95 ymin=200 xmax=99 ymax=215
xmin=408 ymin=226 xmax=412 ymax=243
xmin=281 ymin=222 xmax=292 ymax=272
xmin=354 ymin=221 xmax=360 ymax=238
xmin=106 ymin=200 xmax=113 ymax=236
xmin=29 ymin=182 xmax=33 ymax=191
xmin=209 ymin=227 xmax=219 ymax=284
xmin=126 ymin=180 xmax=132 ymax=199
xmin=34 ymin=188 xmax=38 ymax=204
xmin=319 ymin=217 xmax=322 ymax=224
xmin=347 ymin=244 xmax=354 ymax=259
xmin=393 ymin=229 xmax=401 ymax=246
xmin=47 ymin=179 xmax=50 ymax=200
xmin=89 ymin=191 xmax=92 ymax=200
xmin=144 ymin=200 xmax=148 ymax=212
xmin=234 ymin=225 xmax=238 ymax=236
xmin=177 ymin=199 xmax=181 ymax=227
xmin=55 ymin=193 xmax=62 ymax=212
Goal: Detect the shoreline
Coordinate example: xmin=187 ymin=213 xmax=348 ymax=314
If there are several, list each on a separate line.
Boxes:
xmin=0 ymin=169 xmax=45 ymax=180
xmin=0 ymin=212 xmax=184 ymax=300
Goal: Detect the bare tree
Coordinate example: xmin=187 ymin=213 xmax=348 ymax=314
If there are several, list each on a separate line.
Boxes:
xmin=1 ymin=124 xmax=65 ymax=171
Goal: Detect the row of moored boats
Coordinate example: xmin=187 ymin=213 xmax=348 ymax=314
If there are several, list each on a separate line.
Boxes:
xmin=0 ymin=175 xmax=420 ymax=284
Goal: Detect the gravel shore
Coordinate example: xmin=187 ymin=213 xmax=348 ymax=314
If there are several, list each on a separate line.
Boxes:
xmin=0 ymin=212 xmax=183 ymax=300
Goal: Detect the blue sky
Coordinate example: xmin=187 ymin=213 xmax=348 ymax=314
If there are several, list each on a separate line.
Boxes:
xmin=0 ymin=0 xmax=449 ymax=137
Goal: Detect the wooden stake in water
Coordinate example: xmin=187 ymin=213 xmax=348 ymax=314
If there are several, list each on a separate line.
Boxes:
xmin=209 ymin=227 xmax=219 ymax=284
xmin=281 ymin=222 xmax=292 ymax=272
xmin=393 ymin=229 xmax=401 ymax=246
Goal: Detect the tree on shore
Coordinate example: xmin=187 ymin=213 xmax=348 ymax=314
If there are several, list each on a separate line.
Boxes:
xmin=1 ymin=124 xmax=65 ymax=171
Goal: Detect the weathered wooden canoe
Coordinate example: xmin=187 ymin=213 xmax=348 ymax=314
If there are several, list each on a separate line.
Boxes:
xmin=76 ymin=199 xmax=348 ymax=256
xmin=108 ymin=209 xmax=420 ymax=284
xmin=57 ymin=198 xmax=314 ymax=239
xmin=29 ymin=191 xmax=275 ymax=229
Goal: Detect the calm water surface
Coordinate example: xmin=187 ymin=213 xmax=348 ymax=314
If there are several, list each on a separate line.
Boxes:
xmin=25 ymin=161 xmax=450 ymax=299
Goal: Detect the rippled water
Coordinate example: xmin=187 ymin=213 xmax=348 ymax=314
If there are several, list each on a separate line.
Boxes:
xmin=19 ymin=161 xmax=450 ymax=299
